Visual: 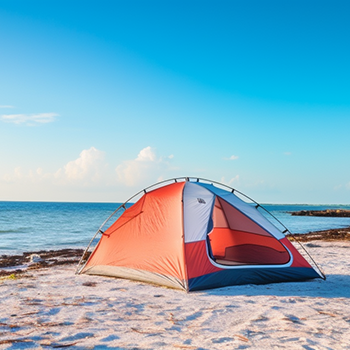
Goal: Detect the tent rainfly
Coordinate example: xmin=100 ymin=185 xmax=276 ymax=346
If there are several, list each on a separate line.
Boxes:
xmin=76 ymin=177 xmax=325 ymax=291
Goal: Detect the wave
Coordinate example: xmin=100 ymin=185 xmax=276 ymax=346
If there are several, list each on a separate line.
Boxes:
xmin=0 ymin=228 xmax=31 ymax=234
xmin=0 ymin=229 xmax=20 ymax=234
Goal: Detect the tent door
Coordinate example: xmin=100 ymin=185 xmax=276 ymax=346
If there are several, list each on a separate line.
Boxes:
xmin=207 ymin=197 xmax=290 ymax=266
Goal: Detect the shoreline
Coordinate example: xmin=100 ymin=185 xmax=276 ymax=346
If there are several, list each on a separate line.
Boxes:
xmin=1 ymin=227 xmax=349 ymax=278
xmin=0 ymin=248 xmax=85 ymax=277
xmin=288 ymin=226 xmax=350 ymax=242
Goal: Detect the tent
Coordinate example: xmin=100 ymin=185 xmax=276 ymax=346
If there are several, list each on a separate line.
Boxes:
xmin=76 ymin=178 xmax=325 ymax=291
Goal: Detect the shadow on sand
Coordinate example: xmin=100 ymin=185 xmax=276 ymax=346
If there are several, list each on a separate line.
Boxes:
xmin=202 ymin=273 xmax=350 ymax=298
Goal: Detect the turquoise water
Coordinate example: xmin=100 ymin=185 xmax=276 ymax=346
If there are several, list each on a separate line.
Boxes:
xmin=1 ymin=201 xmax=350 ymax=255
xmin=261 ymin=204 xmax=350 ymax=234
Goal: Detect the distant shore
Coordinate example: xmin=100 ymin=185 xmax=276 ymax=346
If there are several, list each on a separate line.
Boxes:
xmin=291 ymin=209 xmax=350 ymax=217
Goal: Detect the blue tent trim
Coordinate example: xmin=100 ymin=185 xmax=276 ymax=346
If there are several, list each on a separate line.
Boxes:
xmin=188 ymin=266 xmax=321 ymax=291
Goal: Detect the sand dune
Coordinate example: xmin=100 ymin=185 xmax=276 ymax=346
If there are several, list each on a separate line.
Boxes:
xmin=1 ymin=241 xmax=350 ymax=349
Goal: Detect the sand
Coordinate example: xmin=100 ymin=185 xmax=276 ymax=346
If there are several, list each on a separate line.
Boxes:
xmin=1 ymin=241 xmax=350 ymax=349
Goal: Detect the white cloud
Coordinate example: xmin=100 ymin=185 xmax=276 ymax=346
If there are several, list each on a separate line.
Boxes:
xmin=229 ymin=175 xmax=240 ymax=185
xmin=2 ymin=147 xmax=108 ymax=188
xmin=1 ymin=113 xmax=58 ymax=125
xmin=116 ymin=146 xmax=173 ymax=187
xmin=2 ymin=166 xmax=49 ymax=183
xmin=224 ymin=154 xmax=239 ymax=160
xmin=57 ymin=147 xmax=107 ymax=184
xmin=221 ymin=175 xmax=240 ymax=187
xmin=1 ymin=147 xmax=175 ymax=200
xmin=0 ymin=105 xmax=14 ymax=108
xmin=136 ymin=146 xmax=157 ymax=162
xmin=2 ymin=167 xmax=23 ymax=182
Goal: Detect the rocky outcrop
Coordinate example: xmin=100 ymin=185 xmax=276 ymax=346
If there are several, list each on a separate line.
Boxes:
xmin=288 ymin=227 xmax=350 ymax=242
xmin=0 ymin=248 xmax=87 ymax=277
xmin=291 ymin=209 xmax=350 ymax=217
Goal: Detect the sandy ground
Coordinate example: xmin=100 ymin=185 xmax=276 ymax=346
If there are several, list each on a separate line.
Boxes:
xmin=1 ymin=241 xmax=350 ymax=349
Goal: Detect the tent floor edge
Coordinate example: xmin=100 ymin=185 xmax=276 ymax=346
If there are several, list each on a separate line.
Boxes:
xmin=82 ymin=265 xmax=187 ymax=291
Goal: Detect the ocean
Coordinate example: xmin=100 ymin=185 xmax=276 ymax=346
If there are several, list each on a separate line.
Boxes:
xmin=1 ymin=201 xmax=350 ymax=256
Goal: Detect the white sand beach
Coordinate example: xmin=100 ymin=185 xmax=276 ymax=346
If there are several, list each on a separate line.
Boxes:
xmin=1 ymin=240 xmax=350 ymax=349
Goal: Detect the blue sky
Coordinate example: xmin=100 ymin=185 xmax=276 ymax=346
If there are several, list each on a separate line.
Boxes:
xmin=1 ymin=0 xmax=349 ymax=203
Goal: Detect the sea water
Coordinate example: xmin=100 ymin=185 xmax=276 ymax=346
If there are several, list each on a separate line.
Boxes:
xmin=0 ymin=201 xmax=122 ymax=255
xmin=1 ymin=201 xmax=350 ymax=255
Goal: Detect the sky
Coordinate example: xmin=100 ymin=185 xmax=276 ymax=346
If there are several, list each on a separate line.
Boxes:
xmin=1 ymin=0 xmax=349 ymax=204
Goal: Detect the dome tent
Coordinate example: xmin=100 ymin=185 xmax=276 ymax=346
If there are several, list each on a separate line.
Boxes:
xmin=76 ymin=177 xmax=325 ymax=291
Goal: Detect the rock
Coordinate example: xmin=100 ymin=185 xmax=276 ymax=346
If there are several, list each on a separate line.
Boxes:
xmin=28 ymin=254 xmax=43 ymax=263
xmin=291 ymin=209 xmax=350 ymax=217
xmin=288 ymin=227 xmax=350 ymax=242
